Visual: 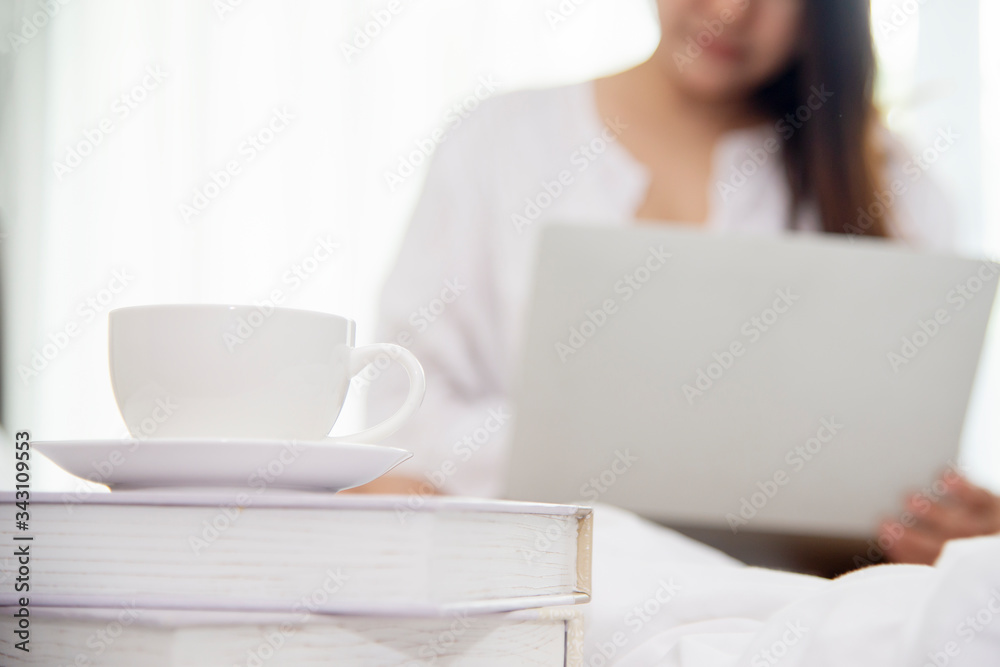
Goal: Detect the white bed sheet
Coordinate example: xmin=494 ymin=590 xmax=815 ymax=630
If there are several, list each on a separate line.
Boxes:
xmin=587 ymin=503 xmax=1000 ymax=666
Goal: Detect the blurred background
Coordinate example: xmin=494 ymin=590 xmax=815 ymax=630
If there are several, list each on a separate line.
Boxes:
xmin=0 ymin=0 xmax=997 ymax=491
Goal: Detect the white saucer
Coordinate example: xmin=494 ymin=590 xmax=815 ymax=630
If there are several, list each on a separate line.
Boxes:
xmin=33 ymin=438 xmax=413 ymax=492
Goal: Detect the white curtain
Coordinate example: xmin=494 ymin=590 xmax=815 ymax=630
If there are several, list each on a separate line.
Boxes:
xmin=0 ymin=0 xmax=996 ymax=491
xmin=0 ymin=0 xmax=658 ymax=489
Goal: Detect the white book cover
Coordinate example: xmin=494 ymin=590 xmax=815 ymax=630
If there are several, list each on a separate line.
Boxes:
xmin=0 ymin=491 xmax=592 ymax=616
xmin=0 ymin=604 xmax=586 ymax=666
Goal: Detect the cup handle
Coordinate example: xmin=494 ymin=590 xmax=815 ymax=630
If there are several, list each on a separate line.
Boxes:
xmin=334 ymin=343 xmax=426 ymax=444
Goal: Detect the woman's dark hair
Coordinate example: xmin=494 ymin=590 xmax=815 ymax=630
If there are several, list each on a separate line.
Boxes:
xmin=753 ymin=0 xmax=889 ymax=238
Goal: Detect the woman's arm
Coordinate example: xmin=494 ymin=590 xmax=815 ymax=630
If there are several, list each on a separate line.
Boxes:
xmin=352 ymin=103 xmax=512 ymax=498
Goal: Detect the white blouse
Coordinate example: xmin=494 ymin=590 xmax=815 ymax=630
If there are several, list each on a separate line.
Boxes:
xmin=368 ymin=80 xmax=955 ymax=497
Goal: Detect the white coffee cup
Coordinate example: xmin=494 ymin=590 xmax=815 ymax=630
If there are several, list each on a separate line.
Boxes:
xmin=108 ymin=305 xmax=425 ymax=442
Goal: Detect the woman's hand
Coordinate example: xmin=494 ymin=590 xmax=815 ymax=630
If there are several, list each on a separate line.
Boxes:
xmin=341 ymin=474 xmax=440 ymax=496
xmin=880 ymin=474 xmax=1000 ymax=565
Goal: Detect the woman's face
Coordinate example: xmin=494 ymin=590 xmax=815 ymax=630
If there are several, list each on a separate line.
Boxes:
xmin=655 ymin=0 xmax=804 ymax=101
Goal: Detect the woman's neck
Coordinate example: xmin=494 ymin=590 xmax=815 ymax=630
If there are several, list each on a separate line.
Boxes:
xmin=592 ymin=57 xmax=771 ymax=225
xmin=597 ymin=56 xmax=764 ymax=138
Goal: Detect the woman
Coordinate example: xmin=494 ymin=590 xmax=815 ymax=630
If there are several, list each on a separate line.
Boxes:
xmin=360 ymin=0 xmax=990 ymax=566
xmin=355 ymin=2 xmax=1000 ymax=663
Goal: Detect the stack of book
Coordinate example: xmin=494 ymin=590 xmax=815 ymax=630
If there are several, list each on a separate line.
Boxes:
xmin=0 ymin=491 xmax=592 ymax=666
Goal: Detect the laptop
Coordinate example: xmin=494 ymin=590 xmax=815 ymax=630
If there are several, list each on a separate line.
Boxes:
xmin=505 ymin=223 xmax=999 ymax=574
